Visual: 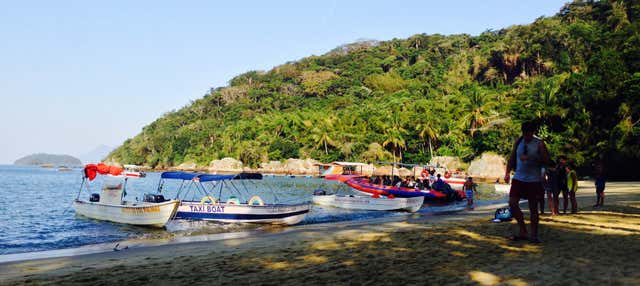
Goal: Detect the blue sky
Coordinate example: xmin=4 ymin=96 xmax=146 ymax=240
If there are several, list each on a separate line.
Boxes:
xmin=0 ymin=0 xmax=567 ymax=164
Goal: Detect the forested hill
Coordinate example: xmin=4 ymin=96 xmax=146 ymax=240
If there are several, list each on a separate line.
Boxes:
xmin=108 ymin=0 xmax=640 ymax=179
xmin=14 ymin=153 xmax=82 ymax=167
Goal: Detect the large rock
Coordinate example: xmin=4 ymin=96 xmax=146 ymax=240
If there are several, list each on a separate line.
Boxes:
xmin=467 ymin=153 xmax=506 ymax=179
xmin=283 ymin=158 xmax=321 ymax=175
xmin=430 ymin=156 xmax=464 ymax=171
xmin=208 ymin=157 xmax=244 ymax=172
xmin=258 ymin=161 xmax=285 ymax=174
xmin=175 ymin=161 xmax=198 ymax=171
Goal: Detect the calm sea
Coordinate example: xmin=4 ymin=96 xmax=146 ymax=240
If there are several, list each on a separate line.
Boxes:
xmin=0 ymin=165 xmax=502 ymax=255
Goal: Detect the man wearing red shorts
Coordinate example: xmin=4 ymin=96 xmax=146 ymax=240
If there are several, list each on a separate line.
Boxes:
xmin=505 ymin=122 xmax=552 ymax=243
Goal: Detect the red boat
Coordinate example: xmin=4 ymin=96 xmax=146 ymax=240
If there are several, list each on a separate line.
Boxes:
xmin=326 ymin=175 xmax=463 ymax=201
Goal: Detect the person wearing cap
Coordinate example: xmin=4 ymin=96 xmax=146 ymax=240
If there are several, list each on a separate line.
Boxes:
xmin=505 ymin=121 xmax=552 ymax=243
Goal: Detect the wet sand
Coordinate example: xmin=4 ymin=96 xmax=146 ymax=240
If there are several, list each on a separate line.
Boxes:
xmin=1 ymin=181 xmax=639 ymax=285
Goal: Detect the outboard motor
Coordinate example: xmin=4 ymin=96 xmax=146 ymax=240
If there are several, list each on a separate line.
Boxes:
xmin=143 ymin=193 xmax=166 ymax=203
xmin=313 ymin=189 xmax=327 ymax=196
xmin=154 ymin=194 xmax=165 ymax=202
xmin=89 ymin=193 xmax=100 ymax=202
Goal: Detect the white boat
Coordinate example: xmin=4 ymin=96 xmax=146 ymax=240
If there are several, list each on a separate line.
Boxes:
xmin=74 ymin=199 xmax=179 ymax=227
xmin=123 ymin=164 xmax=146 ymax=178
xmin=312 ymin=192 xmax=423 ymax=213
xmin=176 ymin=201 xmax=310 ymax=225
xmin=158 ymin=172 xmax=311 ymax=225
xmin=494 ymin=183 xmax=511 ymax=194
xmin=73 ymin=163 xmax=179 ymax=227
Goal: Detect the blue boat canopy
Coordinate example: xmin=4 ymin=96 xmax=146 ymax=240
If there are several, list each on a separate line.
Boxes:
xmin=160 ymin=172 xmax=263 ymax=182
xmin=160 ymin=172 xmax=202 ymax=181
xmin=198 ymin=174 xmax=236 ymax=182
xmin=234 ymin=173 xmax=263 ymax=180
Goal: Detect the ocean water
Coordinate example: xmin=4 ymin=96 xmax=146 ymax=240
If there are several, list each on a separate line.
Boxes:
xmin=0 ymin=165 xmax=503 ymax=255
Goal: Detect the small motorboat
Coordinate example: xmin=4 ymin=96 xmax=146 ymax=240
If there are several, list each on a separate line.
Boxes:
xmin=157 ymin=172 xmax=312 ymax=225
xmin=123 ymin=164 xmax=146 ymax=178
xmin=312 ymin=190 xmax=423 ymax=212
xmin=326 ymin=174 xmax=464 ymax=202
xmin=73 ymin=163 xmax=179 ymax=227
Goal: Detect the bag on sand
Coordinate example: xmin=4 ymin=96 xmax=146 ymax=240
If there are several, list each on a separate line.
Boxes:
xmin=493 ymin=207 xmax=512 ymax=222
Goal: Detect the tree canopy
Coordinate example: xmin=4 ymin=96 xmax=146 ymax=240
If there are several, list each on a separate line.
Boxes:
xmin=109 ymin=0 xmax=640 ymax=179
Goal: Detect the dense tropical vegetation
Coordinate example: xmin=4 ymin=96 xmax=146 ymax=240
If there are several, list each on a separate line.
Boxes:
xmin=109 ymin=0 xmax=640 ymax=179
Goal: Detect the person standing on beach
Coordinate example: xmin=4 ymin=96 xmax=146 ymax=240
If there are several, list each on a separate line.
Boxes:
xmin=463 ymin=177 xmax=477 ymax=207
xmin=505 ymin=121 xmax=552 ymax=243
xmin=544 ymin=167 xmax=560 ymax=215
xmin=566 ymin=164 xmax=578 ymax=213
xmin=594 ymin=162 xmax=606 ymax=207
xmin=556 ymin=156 xmax=570 ymax=214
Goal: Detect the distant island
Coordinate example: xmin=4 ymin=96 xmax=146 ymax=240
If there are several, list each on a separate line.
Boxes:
xmin=14 ymin=153 xmax=82 ymax=167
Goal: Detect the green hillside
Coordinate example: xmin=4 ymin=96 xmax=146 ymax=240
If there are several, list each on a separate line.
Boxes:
xmin=14 ymin=153 xmax=82 ymax=167
xmin=108 ymin=0 xmax=640 ymax=179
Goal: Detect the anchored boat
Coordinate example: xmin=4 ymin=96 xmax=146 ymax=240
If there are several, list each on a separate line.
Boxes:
xmin=73 ymin=163 xmax=179 ymax=227
xmin=157 ymin=172 xmax=312 ymax=225
xmin=312 ymin=190 xmax=423 ymax=212
xmin=326 ymin=174 xmax=464 ymax=202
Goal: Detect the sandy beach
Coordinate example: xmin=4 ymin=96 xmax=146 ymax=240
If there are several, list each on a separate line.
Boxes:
xmin=1 ymin=181 xmax=639 ymax=285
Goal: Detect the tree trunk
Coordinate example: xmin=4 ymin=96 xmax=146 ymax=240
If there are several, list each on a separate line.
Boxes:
xmin=428 ymin=137 xmax=433 ymax=160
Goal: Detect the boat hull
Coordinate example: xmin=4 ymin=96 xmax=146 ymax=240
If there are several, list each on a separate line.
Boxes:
xmin=73 ymin=200 xmax=179 ymax=227
xmin=175 ymin=202 xmax=311 ymax=225
xmin=313 ymin=194 xmax=423 ymax=212
xmin=344 ymin=178 xmax=446 ymax=200
xmin=444 ymin=177 xmax=465 ymax=191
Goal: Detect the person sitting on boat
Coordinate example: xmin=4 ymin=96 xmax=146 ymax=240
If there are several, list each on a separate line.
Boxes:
xmin=397 ymin=177 xmax=408 ymax=187
xmin=428 ymin=170 xmax=436 ymax=186
xmin=432 ymin=174 xmax=453 ymax=193
xmin=415 ymin=177 xmax=427 ymax=190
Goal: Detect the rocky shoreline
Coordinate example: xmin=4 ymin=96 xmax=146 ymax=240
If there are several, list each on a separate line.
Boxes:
xmin=109 ymin=153 xmax=508 ymax=180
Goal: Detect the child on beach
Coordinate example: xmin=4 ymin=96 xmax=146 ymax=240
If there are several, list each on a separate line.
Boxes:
xmin=566 ymin=164 xmax=578 ymax=213
xmin=543 ymin=167 xmax=559 ymax=215
xmin=594 ymin=163 xmax=606 ymax=207
xmin=463 ymin=177 xmax=477 ymax=207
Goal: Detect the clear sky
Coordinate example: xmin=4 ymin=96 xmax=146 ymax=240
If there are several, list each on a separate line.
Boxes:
xmin=0 ymin=0 xmax=567 ymax=164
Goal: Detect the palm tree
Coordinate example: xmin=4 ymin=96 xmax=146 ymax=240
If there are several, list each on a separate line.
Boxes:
xmin=460 ymin=85 xmax=496 ymax=137
xmin=535 ymin=74 xmax=568 ymax=128
xmin=308 ymin=116 xmax=338 ymax=155
xmin=416 ymin=121 xmax=438 ymax=159
xmin=381 ymin=114 xmax=407 ymax=162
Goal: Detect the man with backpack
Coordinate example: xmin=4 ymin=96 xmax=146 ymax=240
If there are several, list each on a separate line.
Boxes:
xmin=504 ymin=121 xmax=552 ymax=243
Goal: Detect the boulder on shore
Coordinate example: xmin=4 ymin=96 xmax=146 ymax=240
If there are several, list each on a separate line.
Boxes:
xmin=429 ymin=156 xmax=464 ymax=171
xmin=467 ymin=152 xmax=506 ymax=179
xmin=208 ymin=158 xmax=244 ymax=172
xmin=174 ymin=162 xmax=198 ymax=171
xmin=257 ymin=161 xmax=284 ymax=174
xmin=283 ymin=158 xmax=321 ymax=175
